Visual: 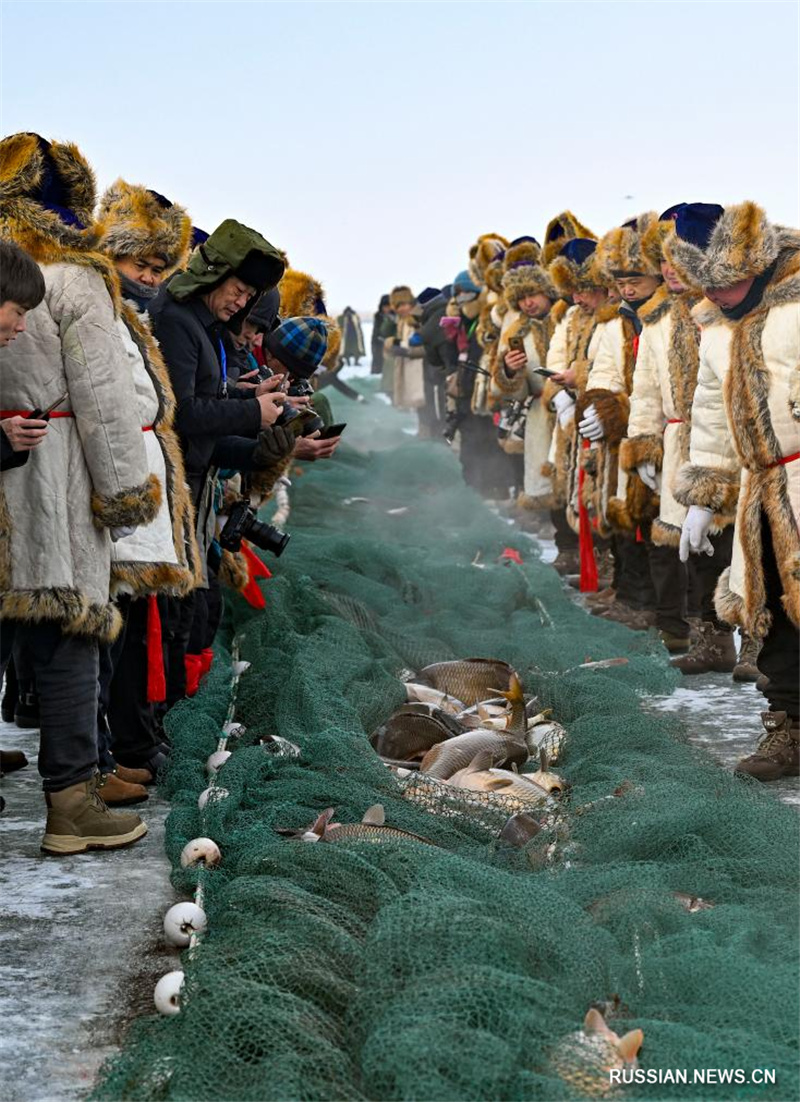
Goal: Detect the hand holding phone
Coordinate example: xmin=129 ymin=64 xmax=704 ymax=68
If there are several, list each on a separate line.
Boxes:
xmin=318 ymin=422 xmax=346 ymax=440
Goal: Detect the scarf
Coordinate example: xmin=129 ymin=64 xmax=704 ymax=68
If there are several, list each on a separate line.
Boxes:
xmin=120 ymin=272 xmax=160 ymax=311
xmin=721 ymin=260 xmax=779 ymax=321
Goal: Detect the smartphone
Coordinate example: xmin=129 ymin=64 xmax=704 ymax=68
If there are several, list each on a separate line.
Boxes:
xmin=29 ymin=391 xmax=69 ymax=421
xmin=508 ymin=336 xmax=525 ymax=355
xmin=532 ymin=366 xmax=557 ymax=378
xmin=318 ymin=422 xmax=346 ymax=440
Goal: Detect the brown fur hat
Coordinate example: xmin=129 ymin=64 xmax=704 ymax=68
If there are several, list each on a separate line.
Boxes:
xmin=503 ymin=237 xmax=541 ymax=274
xmin=277 ymin=267 xmax=341 ymax=369
xmin=549 ymin=240 xmax=604 ymax=296
xmin=665 ymin=201 xmax=782 ymax=289
xmin=502 ymin=263 xmax=555 ymax=309
xmin=641 ymin=217 xmax=677 ymax=272
xmin=0 ymin=131 xmax=99 ymax=252
xmin=97 ymin=180 xmax=191 ymax=273
xmin=542 ymin=211 xmax=596 ymax=266
xmin=597 ymin=212 xmax=661 ymax=279
xmin=389 ymin=284 xmax=415 ymax=309
xmin=468 ymin=233 xmax=508 ymax=287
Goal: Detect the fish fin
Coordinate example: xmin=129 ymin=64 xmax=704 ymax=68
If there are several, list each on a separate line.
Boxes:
xmin=583 ymin=1008 xmax=608 ymax=1035
xmin=362 ymin=804 xmax=385 ymax=826
xmin=616 ymin=1029 xmax=644 ymax=1061
xmin=309 ymin=808 xmax=336 ymax=838
xmin=465 ymin=749 xmax=495 ymax=775
xmin=511 ymin=762 xmax=519 ymax=774
xmin=539 ymin=747 xmax=549 ymax=773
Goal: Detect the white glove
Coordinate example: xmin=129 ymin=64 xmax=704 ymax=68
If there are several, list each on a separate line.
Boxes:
xmin=679 ymin=506 xmax=714 ymax=562
xmin=637 ymin=461 xmax=659 ymax=491
xmin=552 ymin=389 xmax=576 ymax=430
xmin=110 ymin=526 xmax=137 ymax=542
xmin=578 ymin=403 xmax=604 ymax=442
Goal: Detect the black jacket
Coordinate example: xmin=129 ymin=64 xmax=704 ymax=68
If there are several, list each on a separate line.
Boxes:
xmin=420 ymin=299 xmax=458 ymax=374
xmin=149 ymin=292 xmax=261 ymax=499
xmin=0 ymin=433 xmax=28 ymax=472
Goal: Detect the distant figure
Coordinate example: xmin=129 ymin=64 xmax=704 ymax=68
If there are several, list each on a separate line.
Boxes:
xmin=337 ymin=305 xmax=366 ymax=365
xmin=371 ymin=293 xmax=392 ymax=374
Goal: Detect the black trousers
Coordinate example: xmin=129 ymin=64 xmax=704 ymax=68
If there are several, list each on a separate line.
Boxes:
xmin=160 ymin=592 xmax=196 ymax=709
xmin=647 ymin=542 xmax=690 ymax=637
xmin=458 ymin=411 xmax=515 ymax=499
xmin=188 ymin=573 xmax=223 ymax=654
xmin=1 ymin=621 xmax=98 ymax=792
xmin=758 ymin=514 xmax=800 ymax=718
xmin=613 ymin=533 xmax=656 ymax=611
xmin=687 ymin=526 xmax=734 ymax=630
xmin=550 ymin=509 xmax=578 ymax=553
xmin=103 ymin=596 xmax=164 ymax=768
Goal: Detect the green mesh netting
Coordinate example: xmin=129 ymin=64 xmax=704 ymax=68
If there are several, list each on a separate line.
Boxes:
xmin=95 ymin=379 xmax=799 ymax=1101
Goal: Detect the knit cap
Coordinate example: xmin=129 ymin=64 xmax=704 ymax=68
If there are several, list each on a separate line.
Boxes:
xmin=452 ymin=270 xmax=480 ymax=295
xmin=265 ymin=315 xmax=329 ymax=378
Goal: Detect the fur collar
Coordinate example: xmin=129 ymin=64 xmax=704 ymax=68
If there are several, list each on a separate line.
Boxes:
xmin=638 ymin=283 xmax=672 ymax=325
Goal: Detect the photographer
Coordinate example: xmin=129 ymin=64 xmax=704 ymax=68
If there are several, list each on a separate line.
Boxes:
xmin=0 ymin=134 xmax=160 ymax=855
xmin=149 ymin=220 xmax=285 ymax=702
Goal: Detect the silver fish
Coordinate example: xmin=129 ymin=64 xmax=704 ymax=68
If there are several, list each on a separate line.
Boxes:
xmin=277 ymin=805 xmax=436 ymax=846
xmin=420 ymin=729 xmax=527 ymax=779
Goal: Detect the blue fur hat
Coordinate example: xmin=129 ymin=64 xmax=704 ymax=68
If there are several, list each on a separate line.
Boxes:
xmin=561 ymin=238 xmax=597 ymax=265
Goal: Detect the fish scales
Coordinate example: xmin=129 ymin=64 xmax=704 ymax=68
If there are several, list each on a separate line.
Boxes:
xmin=420 ymin=729 xmax=526 ymax=779
xmin=417 ymin=658 xmax=518 ymax=707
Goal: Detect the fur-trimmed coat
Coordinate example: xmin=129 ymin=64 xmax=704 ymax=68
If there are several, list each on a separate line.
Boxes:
xmin=0 ymin=263 xmax=160 ymax=641
xmin=392 ymin=315 xmax=426 ymax=411
xmin=618 ymin=287 xmax=725 ymax=546
xmin=572 ymin=302 xmax=642 ymax=536
xmin=674 ymin=234 xmax=800 ymax=636
xmin=110 ymin=301 xmax=202 ymax=597
xmin=490 ymin=313 xmax=553 ymax=507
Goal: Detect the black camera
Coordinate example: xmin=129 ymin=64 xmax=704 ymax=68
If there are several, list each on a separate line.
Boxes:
xmin=275 ymin=378 xmax=324 ymax=436
xmin=443 ymin=408 xmax=462 ymax=445
xmin=219 ymin=499 xmax=290 ymax=557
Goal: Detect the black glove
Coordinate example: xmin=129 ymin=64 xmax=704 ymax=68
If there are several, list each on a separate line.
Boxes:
xmin=252 ymin=424 xmax=295 ymax=467
xmin=393 ymin=345 xmax=409 ymax=358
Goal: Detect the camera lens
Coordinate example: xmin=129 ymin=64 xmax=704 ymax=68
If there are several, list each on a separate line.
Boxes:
xmin=244 ymin=516 xmax=291 ymax=557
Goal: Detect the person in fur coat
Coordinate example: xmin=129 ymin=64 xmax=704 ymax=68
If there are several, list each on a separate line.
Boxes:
xmin=95 ymin=179 xmax=203 ymax=790
xmin=576 ymin=214 xmax=665 ymax=631
xmin=0 ymin=133 xmax=161 ymax=854
xmin=669 ymin=201 xmax=800 ymax=780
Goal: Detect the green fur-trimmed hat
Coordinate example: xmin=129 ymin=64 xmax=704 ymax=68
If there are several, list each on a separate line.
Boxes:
xmin=168 ymin=218 xmax=285 ymax=302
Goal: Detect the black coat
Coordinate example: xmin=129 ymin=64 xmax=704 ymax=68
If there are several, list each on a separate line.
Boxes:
xmin=0 ymin=433 xmax=28 ymax=472
xmin=420 ymin=299 xmax=458 ymax=374
xmin=149 ymin=293 xmax=261 ymax=500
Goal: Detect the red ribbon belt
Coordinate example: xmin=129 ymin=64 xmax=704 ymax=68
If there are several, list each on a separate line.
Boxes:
xmin=1 ymin=411 xmax=155 ymax=432
xmin=767 ymin=452 xmax=800 ymax=468
xmin=666 ymin=419 xmax=684 ymax=425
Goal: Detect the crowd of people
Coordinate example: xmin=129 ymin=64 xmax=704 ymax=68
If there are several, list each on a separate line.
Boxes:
xmin=0 ymin=132 xmax=349 ymax=853
xmin=372 ymin=204 xmax=799 ymax=782
xmin=0 ymin=132 xmax=797 ymax=861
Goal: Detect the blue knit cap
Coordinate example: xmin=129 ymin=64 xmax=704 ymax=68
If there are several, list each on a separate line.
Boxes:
xmin=265 ymin=316 xmax=328 ymax=378
xmin=453 ymin=269 xmax=480 ymax=294
xmin=674 ymin=203 xmax=725 ymax=251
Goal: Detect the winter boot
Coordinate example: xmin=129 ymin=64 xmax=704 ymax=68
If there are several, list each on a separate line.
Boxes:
xmin=0 ymin=749 xmax=28 ymax=773
xmin=552 ymin=549 xmax=581 ymax=576
xmin=732 ymin=633 xmax=761 ymax=683
xmin=734 ymin=712 xmax=800 ymax=782
xmin=670 ymin=622 xmax=737 ymax=675
xmin=584 ymin=587 xmax=616 ymax=610
xmin=41 ymin=776 xmax=147 ymax=855
xmin=595 ymin=602 xmax=655 ymax=630
xmin=114 ymin=763 xmax=154 ymax=786
xmin=97 ymin=771 xmax=149 ymax=807
xmin=14 ymin=681 xmax=40 ymax=729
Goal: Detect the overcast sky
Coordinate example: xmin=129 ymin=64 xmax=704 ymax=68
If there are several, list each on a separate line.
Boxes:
xmin=3 ymin=1 xmax=798 ymax=313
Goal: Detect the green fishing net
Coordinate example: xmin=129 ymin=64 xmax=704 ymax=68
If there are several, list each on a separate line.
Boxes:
xmin=95 ymin=379 xmax=799 ymax=1101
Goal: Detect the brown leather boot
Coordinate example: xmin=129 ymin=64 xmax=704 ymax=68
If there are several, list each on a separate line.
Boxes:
xmin=552 ymin=549 xmax=581 ymax=576
xmin=735 ymin=712 xmax=800 ymax=782
xmin=97 ymin=771 xmax=149 ymax=807
xmin=670 ymin=622 xmax=737 ymax=674
xmin=659 ymin=630 xmax=691 ymax=654
xmin=595 ymin=602 xmax=656 ymax=630
xmin=0 ymin=749 xmax=28 ymax=774
xmin=584 ymin=587 xmax=617 ymax=609
xmin=114 ymin=763 xmax=154 ymax=786
xmin=41 ymin=776 xmax=147 ymax=855
xmin=732 ymin=633 xmax=761 ymax=683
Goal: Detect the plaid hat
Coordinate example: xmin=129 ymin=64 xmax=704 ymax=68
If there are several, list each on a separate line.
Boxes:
xmin=265 ymin=315 xmax=329 ymax=378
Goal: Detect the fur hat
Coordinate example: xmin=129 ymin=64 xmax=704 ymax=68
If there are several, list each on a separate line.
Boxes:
xmin=97 ymin=181 xmax=191 ymax=273
xmin=549 ymin=238 xmax=604 ymax=296
xmin=0 ymin=132 xmax=99 ymax=252
xmin=468 ymin=233 xmax=508 ymax=287
xmin=542 ymin=211 xmax=596 ymax=266
xmin=389 ymin=284 xmax=415 ymax=309
xmin=502 ymin=262 xmax=555 ymax=310
xmin=279 ymin=268 xmax=328 ymax=318
xmin=665 ymin=201 xmax=780 ymax=288
xmin=503 ymin=236 xmax=541 ymax=274
xmin=640 ymin=204 xmax=686 ymax=271
xmin=596 ymin=212 xmax=661 ymax=279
